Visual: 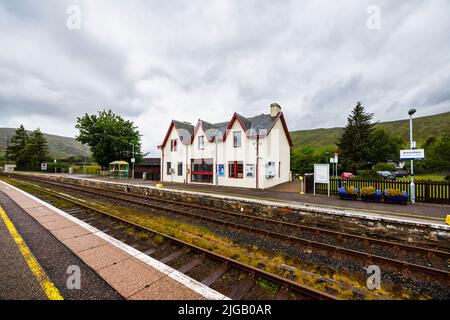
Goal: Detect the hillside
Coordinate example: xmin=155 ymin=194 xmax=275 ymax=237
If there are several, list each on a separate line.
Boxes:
xmin=290 ymin=111 xmax=450 ymax=149
xmin=0 ymin=128 xmax=90 ymax=160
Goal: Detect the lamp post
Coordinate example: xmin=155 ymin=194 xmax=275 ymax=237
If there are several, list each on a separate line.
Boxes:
xmin=408 ymin=108 xmax=416 ymax=204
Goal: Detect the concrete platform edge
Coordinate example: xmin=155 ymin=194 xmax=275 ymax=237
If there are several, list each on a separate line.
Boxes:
xmin=0 ymin=179 xmax=229 ymax=300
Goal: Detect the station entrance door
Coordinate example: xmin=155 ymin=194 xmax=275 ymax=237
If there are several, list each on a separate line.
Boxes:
xmin=190 ymin=158 xmax=214 ymax=183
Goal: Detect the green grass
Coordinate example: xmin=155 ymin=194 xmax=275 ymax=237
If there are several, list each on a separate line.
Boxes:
xmin=290 ymin=111 xmax=450 ymax=149
xmin=397 ymin=174 xmax=447 ymax=182
xmin=0 ymin=127 xmax=91 ymax=160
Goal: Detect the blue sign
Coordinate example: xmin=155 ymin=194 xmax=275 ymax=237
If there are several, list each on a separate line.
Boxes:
xmin=218 ymin=164 xmax=225 ymax=176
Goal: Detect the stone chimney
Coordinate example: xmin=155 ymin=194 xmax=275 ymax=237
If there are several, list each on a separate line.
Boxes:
xmin=270 ymin=103 xmax=281 ymax=117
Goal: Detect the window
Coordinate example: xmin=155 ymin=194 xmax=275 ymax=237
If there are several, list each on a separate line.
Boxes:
xmin=166 ymin=162 xmax=171 ymax=175
xmin=233 ymin=131 xmax=241 ymax=148
xmin=198 ymin=135 xmax=205 ymax=150
xmin=228 ymin=161 xmax=243 ymax=179
xmin=170 ymin=139 xmax=177 ymax=152
xmin=177 ymin=162 xmax=183 ymax=176
xmin=191 ymin=159 xmax=214 ymax=183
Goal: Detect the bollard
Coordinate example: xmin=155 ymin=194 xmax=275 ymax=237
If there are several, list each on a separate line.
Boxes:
xmin=299 ymin=176 xmax=305 ymax=195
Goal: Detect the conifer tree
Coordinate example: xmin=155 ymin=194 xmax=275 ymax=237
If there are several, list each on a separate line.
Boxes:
xmin=337 ymin=102 xmax=375 ymax=170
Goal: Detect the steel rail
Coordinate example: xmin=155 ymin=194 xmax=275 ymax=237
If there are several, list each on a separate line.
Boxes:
xmin=12 ymin=175 xmax=450 ymax=280
xmin=18 ymin=180 xmax=339 ymax=300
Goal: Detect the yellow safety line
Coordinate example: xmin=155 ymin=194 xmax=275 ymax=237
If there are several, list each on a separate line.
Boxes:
xmin=0 ymin=206 xmax=63 ymax=300
xmin=168 ymin=187 xmax=446 ymax=222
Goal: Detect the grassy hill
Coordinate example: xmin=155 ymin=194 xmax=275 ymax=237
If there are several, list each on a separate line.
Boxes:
xmin=290 ymin=111 xmax=450 ymax=149
xmin=0 ymin=128 xmax=90 ymax=160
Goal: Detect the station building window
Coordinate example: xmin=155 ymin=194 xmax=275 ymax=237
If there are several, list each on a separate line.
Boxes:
xmin=228 ymin=161 xmax=243 ymax=179
xmin=177 ymin=162 xmax=183 ymax=176
xmin=233 ymin=131 xmax=241 ymax=148
xmin=166 ymin=162 xmax=171 ymax=175
xmin=170 ymin=139 xmax=177 ymax=152
xmin=198 ymin=135 xmax=205 ymax=150
xmin=191 ymin=158 xmax=213 ymax=183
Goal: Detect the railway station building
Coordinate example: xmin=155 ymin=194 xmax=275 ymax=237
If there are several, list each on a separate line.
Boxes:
xmin=159 ymin=103 xmax=293 ymax=189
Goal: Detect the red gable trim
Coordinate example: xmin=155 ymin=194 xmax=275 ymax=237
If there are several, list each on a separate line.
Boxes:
xmin=224 ymin=112 xmax=293 ymax=146
xmin=191 ymin=120 xmax=219 ymax=143
xmin=269 ymin=112 xmax=294 ymax=146
xmin=160 ymin=120 xmax=176 ymax=148
xmin=223 ymin=112 xmax=248 ymax=141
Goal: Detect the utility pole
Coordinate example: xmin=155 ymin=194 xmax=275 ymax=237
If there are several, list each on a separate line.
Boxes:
xmin=408 ymin=108 xmax=416 ymax=204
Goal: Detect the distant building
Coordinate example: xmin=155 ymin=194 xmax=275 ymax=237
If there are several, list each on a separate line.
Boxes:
xmin=133 ymin=158 xmax=160 ymax=180
xmin=159 ymin=103 xmax=293 ymax=189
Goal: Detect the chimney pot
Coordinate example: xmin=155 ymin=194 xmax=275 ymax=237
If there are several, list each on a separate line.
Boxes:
xmin=270 ymin=103 xmax=281 ymax=117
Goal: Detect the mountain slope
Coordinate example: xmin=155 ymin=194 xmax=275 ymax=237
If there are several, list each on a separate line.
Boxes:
xmin=290 ymin=111 xmax=450 ymax=149
xmin=0 ymin=128 xmax=90 ymax=160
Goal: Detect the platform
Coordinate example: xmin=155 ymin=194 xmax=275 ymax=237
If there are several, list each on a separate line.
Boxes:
xmin=0 ymin=180 xmax=228 ymax=300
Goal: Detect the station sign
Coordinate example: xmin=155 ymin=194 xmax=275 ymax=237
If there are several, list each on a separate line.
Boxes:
xmin=41 ymin=163 xmax=47 ymax=171
xmin=131 ymin=158 xmax=136 ymax=163
xmin=314 ymin=164 xmax=330 ymax=184
xmin=400 ymin=149 xmax=425 ymax=161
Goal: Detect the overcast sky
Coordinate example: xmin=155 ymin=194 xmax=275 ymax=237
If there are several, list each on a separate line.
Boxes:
xmin=0 ymin=0 xmax=449 ymax=155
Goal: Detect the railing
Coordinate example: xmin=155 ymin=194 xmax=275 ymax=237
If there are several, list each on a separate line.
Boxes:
xmin=305 ymin=176 xmax=450 ymax=204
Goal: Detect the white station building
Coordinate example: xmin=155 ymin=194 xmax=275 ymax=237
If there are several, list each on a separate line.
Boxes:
xmin=159 ymin=103 xmax=293 ymax=189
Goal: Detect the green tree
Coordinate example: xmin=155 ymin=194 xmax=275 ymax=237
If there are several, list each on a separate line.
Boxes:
xmin=6 ymin=125 xmax=28 ymax=162
xmin=75 ymin=109 xmax=143 ymax=169
xmin=337 ymin=102 xmax=375 ymax=171
xmin=368 ymin=128 xmax=403 ymax=164
xmin=424 ymin=135 xmax=450 ymax=172
xmin=16 ymin=128 xmax=49 ymax=167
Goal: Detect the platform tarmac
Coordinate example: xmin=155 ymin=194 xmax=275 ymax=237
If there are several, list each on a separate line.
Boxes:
xmin=67 ymin=174 xmax=449 ymax=225
xmin=0 ymin=180 xmax=227 ymax=300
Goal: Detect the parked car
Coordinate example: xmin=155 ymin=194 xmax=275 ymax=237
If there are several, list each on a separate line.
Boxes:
xmin=340 ymin=172 xmax=355 ymax=180
xmin=377 ymin=171 xmax=396 ymax=180
xmin=394 ymin=169 xmax=408 ymax=178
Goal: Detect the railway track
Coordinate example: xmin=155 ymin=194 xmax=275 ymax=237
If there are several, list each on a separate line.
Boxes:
xmin=3 ymin=177 xmax=340 ymax=300
xmin=11 ymin=174 xmax=449 ymax=282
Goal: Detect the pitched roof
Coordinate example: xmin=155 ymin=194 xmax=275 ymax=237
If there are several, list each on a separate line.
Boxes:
xmin=160 ymin=120 xmax=194 ymax=148
xmin=161 ymin=110 xmax=293 ymax=148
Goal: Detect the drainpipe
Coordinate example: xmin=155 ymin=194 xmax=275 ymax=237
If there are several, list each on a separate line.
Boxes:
xmin=161 ymin=148 xmax=164 ymax=182
xmin=185 ymin=143 xmax=188 ymax=184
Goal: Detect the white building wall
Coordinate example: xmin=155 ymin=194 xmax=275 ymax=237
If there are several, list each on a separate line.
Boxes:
xmin=259 ymin=120 xmax=291 ymax=189
xmin=217 ymin=121 xmax=258 ymax=188
xmin=162 ymin=128 xmax=188 ymax=183
xmin=161 ymin=117 xmax=291 ymax=189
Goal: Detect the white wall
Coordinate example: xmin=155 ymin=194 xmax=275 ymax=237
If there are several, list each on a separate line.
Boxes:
xmin=161 ymin=117 xmax=291 ymax=189
xmin=162 ymin=128 xmax=188 ymax=183
xmin=217 ymin=120 xmax=258 ymax=188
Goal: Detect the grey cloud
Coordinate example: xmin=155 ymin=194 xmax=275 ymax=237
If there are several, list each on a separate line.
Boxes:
xmin=0 ymin=0 xmax=449 ymax=153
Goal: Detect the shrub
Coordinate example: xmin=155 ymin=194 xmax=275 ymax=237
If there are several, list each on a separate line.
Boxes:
xmin=357 ymin=170 xmax=380 ymax=179
xmin=345 ymin=186 xmax=357 ymax=194
xmin=374 ymin=162 xmax=396 ymax=172
xmin=445 ymin=175 xmax=450 ymax=182
xmin=361 ymin=187 xmax=376 ymax=196
xmin=385 ymin=189 xmax=403 ymax=197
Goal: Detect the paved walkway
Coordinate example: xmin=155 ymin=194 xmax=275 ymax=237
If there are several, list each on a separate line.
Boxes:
xmin=0 ymin=190 xmax=121 ymax=300
xmin=0 ymin=180 xmax=226 ymax=300
xmin=71 ymin=175 xmax=449 ymax=223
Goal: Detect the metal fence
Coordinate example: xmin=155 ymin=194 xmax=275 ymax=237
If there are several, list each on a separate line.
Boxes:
xmin=305 ymin=176 xmax=450 ymax=204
